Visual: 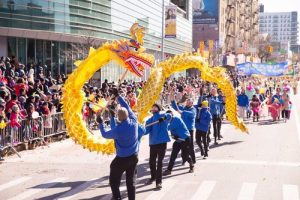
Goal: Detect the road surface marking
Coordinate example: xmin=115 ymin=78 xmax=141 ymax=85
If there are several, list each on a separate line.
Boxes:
xmin=293 ymin=96 xmax=300 ymax=147
xmin=0 ymin=177 xmax=31 ymax=192
xmin=145 ymin=179 xmax=178 ymax=200
xmin=56 ymin=177 xmax=107 ymax=200
xmin=237 ymin=182 xmax=257 ymax=200
xmin=283 ymin=184 xmax=299 ymax=200
xmin=190 ymin=180 xmax=216 ymax=200
xmin=7 ymin=177 xmax=68 ymax=200
xmin=197 ymin=159 xmax=300 ymax=167
xmin=100 ymin=185 xmax=127 ymax=200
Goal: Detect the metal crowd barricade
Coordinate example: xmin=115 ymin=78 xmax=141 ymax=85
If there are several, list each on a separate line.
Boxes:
xmin=42 ymin=112 xmax=66 ymax=138
xmin=0 ymin=112 xmax=66 ymax=153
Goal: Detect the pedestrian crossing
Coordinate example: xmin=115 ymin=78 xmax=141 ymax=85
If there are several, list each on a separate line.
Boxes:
xmin=0 ymin=176 xmax=299 ymax=200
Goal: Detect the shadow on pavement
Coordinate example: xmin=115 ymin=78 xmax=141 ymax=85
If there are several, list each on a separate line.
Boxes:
xmin=258 ymin=119 xmax=286 ymax=126
xmin=35 ymin=176 xmax=109 ymax=200
xmin=209 ymin=141 xmax=243 ymax=149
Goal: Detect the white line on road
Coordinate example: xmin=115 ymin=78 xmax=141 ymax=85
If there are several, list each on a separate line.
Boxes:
xmin=283 ymin=184 xmax=300 ymax=200
xmin=292 ymin=95 xmax=300 ymax=147
xmin=56 ymin=177 xmax=108 ymax=200
xmin=0 ymin=177 xmax=31 ymax=192
xmin=7 ymin=177 xmax=68 ymax=200
xmin=237 ymin=182 xmax=257 ymax=200
xmin=197 ymin=159 xmax=300 ymax=167
xmin=190 ymin=180 xmax=216 ymax=200
xmin=144 ymin=179 xmax=178 ymax=200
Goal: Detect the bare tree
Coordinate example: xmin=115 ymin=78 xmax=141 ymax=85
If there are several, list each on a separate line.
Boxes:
xmin=63 ymin=30 xmax=104 ymax=61
xmin=257 ymin=34 xmax=272 ymax=62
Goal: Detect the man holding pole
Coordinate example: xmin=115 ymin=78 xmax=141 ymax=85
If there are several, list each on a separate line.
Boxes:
xmin=97 ymin=88 xmax=144 ymax=200
xmin=144 ymin=103 xmax=170 ymax=190
xmin=163 ymin=110 xmax=194 ymax=175
xmin=170 ymin=93 xmax=196 ymax=164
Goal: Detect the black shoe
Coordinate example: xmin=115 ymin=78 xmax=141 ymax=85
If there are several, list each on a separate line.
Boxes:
xmin=220 ymin=135 xmax=223 ymax=138
xmin=189 ymin=168 xmax=194 ymax=173
xmin=214 ymin=142 xmax=218 ymax=145
xmin=145 ymin=178 xmax=155 ymax=185
xmin=217 ymin=138 xmax=221 ymax=140
xmin=156 ymin=183 xmax=162 ymax=190
xmin=163 ymin=169 xmax=172 ymax=176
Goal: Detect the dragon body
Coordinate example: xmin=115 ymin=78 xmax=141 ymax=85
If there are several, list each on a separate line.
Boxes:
xmin=62 ymin=24 xmax=247 ymax=155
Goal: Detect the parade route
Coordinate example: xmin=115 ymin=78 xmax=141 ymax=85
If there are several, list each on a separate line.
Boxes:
xmin=1 ymin=94 xmax=299 ymax=200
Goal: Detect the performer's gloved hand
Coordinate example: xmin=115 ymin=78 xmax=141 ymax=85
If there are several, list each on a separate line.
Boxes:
xmin=96 ymin=114 xmax=103 ymax=124
xmin=222 ymin=102 xmax=226 ymax=105
xmin=110 ymin=88 xmax=119 ymax=97
xmin=158 ymin=116 xmax=166 ymax=123
xmin=109 ymin=105 xmax=116 ymax=117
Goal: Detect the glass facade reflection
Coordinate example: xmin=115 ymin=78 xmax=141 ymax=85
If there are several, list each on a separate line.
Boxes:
xmin=0 ymin=0 xmax=192 ymax=80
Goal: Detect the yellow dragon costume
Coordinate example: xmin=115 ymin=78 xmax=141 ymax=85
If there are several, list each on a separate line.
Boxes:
xmin=62 ymin=23 xmax=247 ymax=155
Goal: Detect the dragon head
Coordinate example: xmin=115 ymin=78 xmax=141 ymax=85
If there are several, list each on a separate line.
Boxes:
xmin=110 ymin=23 xmax=154 ymax=77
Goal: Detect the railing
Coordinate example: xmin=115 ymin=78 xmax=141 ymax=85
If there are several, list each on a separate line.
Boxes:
xmin=0 ymin=112 xmax=66 ymax=153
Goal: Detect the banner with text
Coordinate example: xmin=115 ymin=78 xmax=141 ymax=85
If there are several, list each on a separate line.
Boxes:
xmin=165 ymin=5 xmax=177 ymax=38
xmin=237 ymin=62 xmax=292 ymax=76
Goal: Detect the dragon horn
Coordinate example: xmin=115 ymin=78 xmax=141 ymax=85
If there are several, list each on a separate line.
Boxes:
xmin=130 ymin=23 xmax=145 ymax=45
xmin=130 ymin=23 xmax=139 ymax=41
xmin=136 ymin=27 xmax=145 ymax=45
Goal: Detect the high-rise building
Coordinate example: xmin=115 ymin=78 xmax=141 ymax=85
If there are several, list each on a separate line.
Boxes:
xmin=192 ymin=0 xmax=259 ymax=54
xmin=0 ymin=0 xmax=193 ymax=81
xmin=259 ymin=10 xmax=299 ymax=46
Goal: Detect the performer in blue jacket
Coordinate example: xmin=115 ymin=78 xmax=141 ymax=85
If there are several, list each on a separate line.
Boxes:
xmin=195 ymin=100 xmax=212 ymax=159
xmin=163 ymin=110 xmax=194 ymax=175
xmin=145 ymin=103 xmax=170 ymax=190
xmin=207 ymin=87 xmax=223 ymax=145
xmin=171 ymin=95 xmax=197 ymax=164
xmin=97 ymin=88 xmax=144 ymax=200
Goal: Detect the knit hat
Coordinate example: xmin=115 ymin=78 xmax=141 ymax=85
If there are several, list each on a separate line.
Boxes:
xmin=12 ymin=105 xmax=19 ymax=112
xmin=19 ymin=96 xmax=26 ymax=103
xmin=117 ymin=107 xmax=129 ymax=122
xmin=152 ymin=103 xmax=162 ymax=111
xmin=202 ymin=100 xmax=209 ymax=108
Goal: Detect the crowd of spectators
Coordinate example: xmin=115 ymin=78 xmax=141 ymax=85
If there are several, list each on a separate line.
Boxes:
xmin=0 ymin=56 xmax=65 ymax=128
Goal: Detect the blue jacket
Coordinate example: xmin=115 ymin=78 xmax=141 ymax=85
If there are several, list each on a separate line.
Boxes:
xmin=145 ymin=112 xmax=171 ymax=145
xmin=99 ymin=96 xmax=143 ymax=157
xmin=208 ymin=96 xmax=222 ymax=116
xmin=195 ymin=107 xmax=212 ymax=132
xmin=237 ymin=94 xmax=249 ymax=107
xmin=171 ymin=101 xmax=196 ymax=130
xmin=168 ymin=116 xmax=190 ymax=142
xmin=218 ymin=96 xmax=225 ymax=114
xmin=271 ymin=94 xmax=283 ymax=104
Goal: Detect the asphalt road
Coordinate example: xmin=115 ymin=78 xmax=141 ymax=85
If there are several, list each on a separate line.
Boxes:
xmin=0 ymin=94 xmax=299 ymax=200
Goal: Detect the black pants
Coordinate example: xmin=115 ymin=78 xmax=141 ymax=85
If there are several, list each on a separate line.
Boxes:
xmin=196 ymin=130 xmax=208 ymax=156
xmin=282 ymin=109 xmax=290 ymax=119
xmin=212 ymin=115 xmax=221 ymax=142
xmin=188 ymin=130 xmax=196 ymax=163
xmin=168 ymin=137 xmax=194 ymax=171
xmin=149 ymin=143 xmax=167 ymax=185
xmin=110 ymin=154 xmax=138 ymax=200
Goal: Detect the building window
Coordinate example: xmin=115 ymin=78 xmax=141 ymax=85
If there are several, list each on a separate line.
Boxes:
xmin=7 ymin=37 xmax=16 ymax=58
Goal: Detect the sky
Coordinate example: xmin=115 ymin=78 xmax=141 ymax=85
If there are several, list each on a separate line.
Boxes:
xmin=260 ymin=0 xmax=300 ymax=43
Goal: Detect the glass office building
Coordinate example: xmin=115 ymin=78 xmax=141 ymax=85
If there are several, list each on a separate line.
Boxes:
xmin=0 ymin=0 xmax=192 ymax=81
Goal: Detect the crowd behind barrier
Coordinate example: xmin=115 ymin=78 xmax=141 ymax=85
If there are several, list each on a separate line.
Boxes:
xmin=0 ymin=112 xmax=66 ymax=154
